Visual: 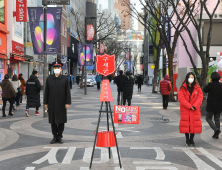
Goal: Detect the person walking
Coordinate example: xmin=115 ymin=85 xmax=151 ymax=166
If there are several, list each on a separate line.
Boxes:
xmin=203 ymin=72 xmax=222 ymax=139
xmin=68 ymin=74 xmax=74 ymax=89
xmin=0 ymin=75 xmax=16 ymax=117
xmin=178 ymin=72 xmax=203 ymax=146
xmin=25 ymin=70 xmax=41 ymax=117
xmin=159 ymin=75 xmax=172 ymax=110
xmin=137 ymin=74 xmax=143 ymax=92
xmin=76 ymin=75 xmax=80 ymax=85
xmin=44 ymin=60 xmax=71 ymax=144
xmin=11 ymin=75 xmax=21 ymax=110
xmin=122 ymin=71 xmax=134 ymax=106
xmin=19 ymin=73 xmax=26 ymax=103
xmin=95 ymin=74 xmax=101 ymax=90
xmin=115 ymin=70 xmax=125 ymax=105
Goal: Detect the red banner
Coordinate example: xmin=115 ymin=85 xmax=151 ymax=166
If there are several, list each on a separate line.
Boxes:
xmin=12 ymin=41 xmax=24 ymax=56
xmin=87 ymin=24 xmax=95 ymax=41
xmin=126 ymin=52 xmax=130 ymax=60
xmin=99 ymin=79 xmax=113 ymax=102
xmin=100 ymin=43 xmax=105 ymax=54
xmin=16 ymin=0 xmax=27 ymax=22
xmin=96 ymin=54 xmax=116 ymax=77
xmin=114 ymin=106 xmax=139 ymax=124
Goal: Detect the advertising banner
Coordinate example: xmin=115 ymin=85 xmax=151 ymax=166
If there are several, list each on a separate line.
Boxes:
xmin=126 ymin=60 xmax=130 ymax=71
xmin=87 ymin=24 xmax=95 ymax=41
xmin=114 ymin=105 xmax=139 ymax=124
xmin=14 ymin=21 xmax=23 ymax=37
xmin=62 ymin=56 xmax=67 ymax=69
xmin=99 ymin=43 xmax=105 ymax=54
xmin=0 ymin=0 xmax=5 ymax=23
xmin=77 ymin=44 xmax=93 ymax=66
xmin=16 ymin=0 xmax=27 ymax=22
xmin=28 ymin=7 xmax=62 ymax=55
xmin=12 ymin=41 xmax=24 ymax=55
xmin=125 ymin=52 xmax=130 ymax=60
xmin=67 ymin=5 xmax=70 ymax=47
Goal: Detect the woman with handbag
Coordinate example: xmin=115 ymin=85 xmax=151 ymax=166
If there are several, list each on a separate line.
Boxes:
xmin=19 ymin=73 xmax=26 ymax=103
xmin=11 ymin=75 xmax=21 ymax=110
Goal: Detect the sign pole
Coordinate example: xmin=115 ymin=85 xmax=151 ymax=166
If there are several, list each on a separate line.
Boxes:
xmin=43 ymin=0 xmax=48 ymax=118
xmin=106 ymin=101 xmax=111 ymax=159
xmin=84 ymin=17 xmax=87 ymax=95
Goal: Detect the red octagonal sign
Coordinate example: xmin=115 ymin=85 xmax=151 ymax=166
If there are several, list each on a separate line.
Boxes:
xmin=96 ymin=54 xmax=116 ymax=77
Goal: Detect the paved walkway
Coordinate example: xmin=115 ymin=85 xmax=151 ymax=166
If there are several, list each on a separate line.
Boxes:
xmin=0 ymin=83 xmax=222 ymax=170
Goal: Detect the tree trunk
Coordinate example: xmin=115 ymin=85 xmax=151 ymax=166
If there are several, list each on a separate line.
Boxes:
xmin=168 ymin=53 xmax=175 ymax=102
xmin=152 ymin=47 xmax=160 ymax=93
xmin=80 ymin=66 xmax=85 ymax=89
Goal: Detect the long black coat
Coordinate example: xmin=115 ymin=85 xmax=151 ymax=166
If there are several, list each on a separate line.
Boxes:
xmin=26 ymin=75 xmax=41 ymax=107
xmin=44 ymin=74 xmax=71 ymax=124
xmin=115 ymin=75 xmax=125 ymax=92
xmin=122 ymin=75 xmax=134 ymax=100
xmin=137 ymin=76 xmax=143 ymax=85
xmin=203 ymin=80 xmax=222 ymax=113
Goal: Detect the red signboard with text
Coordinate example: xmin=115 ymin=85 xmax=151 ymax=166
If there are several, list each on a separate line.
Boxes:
xmin=87 ymin=24 xmax=95 ymax=41
xmin=12 ymin=41 xmax=24 ymax=55
xmin=96 ymin=54 xmax=116 ymax=77
xmin=114 ymin=105 xmax=139 ymax=124
xmin=16 ymin=0 xmax=27 ymax=22
xmin=99 ymin=79 xmax=113 ymax=102
xmin=126 ymin=52 xmax=130 ymax=60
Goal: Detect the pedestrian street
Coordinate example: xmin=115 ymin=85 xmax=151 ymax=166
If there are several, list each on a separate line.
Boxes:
xmin=0 ymin=84 xmax=222 ymax=170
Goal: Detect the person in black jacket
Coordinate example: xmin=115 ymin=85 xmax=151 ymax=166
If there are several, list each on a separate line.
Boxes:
xmin=44 ymin=60 xmax=71 ymax=144
xmin=115 ymin=70 xmax=125 ymax=105
xmin=25 ymin=70 xmax=41 ymax=117
xmin=122 ymin=71 xmax=134 ymax=106
xmin=203 ymin=72 xmax=222 ymax=139
xmin=137 ymin=75 xmax=143 ymax=92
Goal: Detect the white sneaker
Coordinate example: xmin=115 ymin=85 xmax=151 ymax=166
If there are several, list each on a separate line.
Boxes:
xmin=25 ymin=110 xmax=29 ymax=117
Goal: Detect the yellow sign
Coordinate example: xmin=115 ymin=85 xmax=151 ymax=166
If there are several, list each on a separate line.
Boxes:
xmin=26 ymin=42 xmax=33 ymax=47
xmin=151 ymin=65 xmax=155 ymax=69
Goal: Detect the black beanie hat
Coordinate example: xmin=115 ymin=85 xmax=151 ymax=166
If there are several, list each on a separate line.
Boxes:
xmin=4 ymin=74 xmax=9 ymax=79
xmin=32 ymin=70 xmax=38 ymax=75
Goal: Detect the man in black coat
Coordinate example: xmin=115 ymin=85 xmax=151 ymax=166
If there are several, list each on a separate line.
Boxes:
xmin=203 ymin=72 xmax=222 ymax=139
xmin=137 ymin=75 xmax=143 ymax=92
xmin=115 ymin=70 xmax=125 ymax=105
xmin=122 ymin=71 xmax=134 ymax=106
xmin=44 ymin=61 xmax=71 ymax=144
xmin=25 ymin=70 xmax=41 ymax=117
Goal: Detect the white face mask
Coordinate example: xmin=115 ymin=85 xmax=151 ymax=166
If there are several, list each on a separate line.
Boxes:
xmin=188 ymin=78 xmax=194 ymax=83
xmin=54 ymin=69 xmax=61 ymax=74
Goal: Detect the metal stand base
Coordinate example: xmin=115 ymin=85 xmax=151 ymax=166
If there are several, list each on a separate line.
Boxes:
xmin=89 ymin=102 xmax=122 ymax=169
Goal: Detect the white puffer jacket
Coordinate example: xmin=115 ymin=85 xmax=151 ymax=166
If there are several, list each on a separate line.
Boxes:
xmin=11 ymin=80 xmax=21 ymax=93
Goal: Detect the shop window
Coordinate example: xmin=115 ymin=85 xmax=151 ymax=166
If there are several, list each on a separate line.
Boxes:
xmin=0 ymin=60 xmax=4 ymax=69
xmin=8 ymin=63 xmax=18 ymax=79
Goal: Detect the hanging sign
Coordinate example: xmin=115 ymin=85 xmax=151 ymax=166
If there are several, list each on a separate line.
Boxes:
xmin=126 ymin=52 xmax=130 ymax=60
xmin=77 ymin=44 xmax=93 ymax=66
xmin=16 ymin=0 xmax=27 ymax=22
xmin=114 ymin=105 xmax=139 ymax=124
xmin=99 ymin=79 xmax=113 ymax=102
xmin=96 ymin=53 xmax=116 ymax=77
xmin=99 ymin=43 xmax=105 ymax=54
xmin=87 ymin=24 xmax=95 ymax=41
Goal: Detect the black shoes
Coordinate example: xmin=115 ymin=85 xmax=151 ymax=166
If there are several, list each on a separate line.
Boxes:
xmin=213 ymin=130 xmax=221 ymax=139
xmin=2 ymin=114 xmax=6 ymax=117
xmin=50 ymin=138 xmax=58 ymax=144
xmin=163 ymin=107 xmax=167 ymax=110
xmin=186 ymin=140 xmax=190 ymax=146
xmin=190 ymin=140 xmax=195 ymax=146
xmin=50 ymin=137 xmax=64 ymax=144
xmin=8 ymin=113 xmax=13 ymax=116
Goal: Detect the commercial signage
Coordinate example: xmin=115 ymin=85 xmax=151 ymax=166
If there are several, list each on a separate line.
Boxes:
xmin=96 ymin=53 xmax=116 ymax=77
xmin=0 ymin=0 xmax=4 ymax=23
xmin=28 ymin=7 xmax=62 ymax=55
xmin=114 ymin=105 xmax=139 ymax=124
xmin=87 ymin=24 xmax=95 ymax=41
xmin=26 ymin=42 xmax=33 ymax=47
xmin=16 ymin=0 xmax=27 ymax=22
xmin=77 ymin=44 xmax=93 ymax=66
xmin=99 ymin=79 xmax=113 ymax=102
xmin=99 ymin=43 xmax=105 ymax=54
xmin=45 ymin=0 xmax=70 ymax=5
xmin=62 ymin=56 xmax=67 ymax=69
xmin=12 ymin=41 xmax=24 ymax=55
xmin=67 ymin=5 xmax=70 ymax=47
xmin=126 ymin=52 xmax=130 ymax=60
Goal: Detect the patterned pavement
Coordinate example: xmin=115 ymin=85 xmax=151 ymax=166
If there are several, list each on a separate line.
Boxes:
xmin=0 ymin=83 xmax=222 ymax=170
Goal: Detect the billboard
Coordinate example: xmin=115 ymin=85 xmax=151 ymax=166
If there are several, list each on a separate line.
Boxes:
xmin=28 ymin=7 xmax=62 ymax=55
xmin=0 ymin=0 xmax=4 ymax=23
xmin=77 ymin=44 xmax=93 ymax=66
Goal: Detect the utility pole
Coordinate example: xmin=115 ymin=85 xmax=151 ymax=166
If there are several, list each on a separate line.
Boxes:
xmin=84 ymin=17 xmax=87 ymax=95
xmin=42 ymin=0 xmax=48 ymax=118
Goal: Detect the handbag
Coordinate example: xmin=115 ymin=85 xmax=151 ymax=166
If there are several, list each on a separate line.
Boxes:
xmin=17 ymin=81 xmax=22 ymax=93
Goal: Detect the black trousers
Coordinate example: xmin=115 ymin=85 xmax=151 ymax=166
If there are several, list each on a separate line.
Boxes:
xmin=117 ymin=90 xmax=123 ymax=105
xmin=162 ymin=95 xmax=169 ymax=109
xmin=206 ymin=112 xmax=221 ymax=131
xmin=185 ymin=133 xmax=195 ymax=141
xmin=123 ymin=99 xmax=131 ymax=106
xmin=51 ymin=123 xmax=65 ymax=138
xmin=138 ymin=84 xmax=142 ymax=91
xmin=69 ymin=81 xmax=72 ymax=89
xmin=20 ymin=94 xmax=23 ymax=103
xmin=13 ymin=92 xmax=20 ymax=106
xmin=97 ymin=82 xmax=100 ymax=90
xmin=2 ymin=98 xmax=13 ymax=115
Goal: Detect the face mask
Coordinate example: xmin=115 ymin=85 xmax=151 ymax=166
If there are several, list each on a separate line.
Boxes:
xmin=188 ymin=78 xmax=194 ymax=83
xmin=36 ymin=75 xmax=38 ymax=77
xmin=54 ymin=69 xmax=61 ymax=74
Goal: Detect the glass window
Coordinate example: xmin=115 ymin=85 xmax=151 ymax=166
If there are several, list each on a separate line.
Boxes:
xmin=65 ymin=26 xmax=67 ymax=37
xmin=0 ymin=59 xmax=4 ymax=69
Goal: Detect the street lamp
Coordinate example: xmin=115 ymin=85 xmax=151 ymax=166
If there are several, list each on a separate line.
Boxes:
xmin=84 ymin=16 xmax=96 ymax=95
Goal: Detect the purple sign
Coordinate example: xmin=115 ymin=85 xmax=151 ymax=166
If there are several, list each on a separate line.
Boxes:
xmin=77 ymin=44 xmax=93 ymax=66
xmin=28 ymin=7 xmax=62 ymax=55
xmin=163 ymin=17 xmax=171 ymax=48
xmin=126 ymin=60 xmax=134 ymax=73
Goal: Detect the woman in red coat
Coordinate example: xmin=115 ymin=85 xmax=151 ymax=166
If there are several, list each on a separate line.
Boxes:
xmin=178 ymin=72 xmax=203 ymax=146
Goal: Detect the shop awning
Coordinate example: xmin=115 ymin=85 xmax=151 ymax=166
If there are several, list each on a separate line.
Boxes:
xmin=13 ymin=55 xmax=25 ymax=61
xmin=0 ymin=54 xmax=8 ymax=59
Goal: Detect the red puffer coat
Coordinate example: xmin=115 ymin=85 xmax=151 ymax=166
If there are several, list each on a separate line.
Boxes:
xmin=178 ymin=82 xmax=203 ymax=134
xmin=160 ymin=75 xmax=172 ymax=95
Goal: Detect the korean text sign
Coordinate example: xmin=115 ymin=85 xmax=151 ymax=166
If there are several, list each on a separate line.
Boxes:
xmin=99 ymin=79 xmax=113 ymax=102
xmin=114 ymin=105 xmax=139 ymax=124
xmin=16 ymin=0 xmax=27 ymax=22
xmin=28 ymin=7 xmax=62 ymax=55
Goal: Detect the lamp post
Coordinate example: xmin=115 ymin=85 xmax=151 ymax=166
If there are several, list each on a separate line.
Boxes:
xmin=84 ymin=16 xmax=96 ymax=95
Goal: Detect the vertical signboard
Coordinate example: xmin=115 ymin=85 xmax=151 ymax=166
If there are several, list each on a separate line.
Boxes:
xmin=78 ymin=44 xmax=93 ymax=66
xmin=28 ymin=7 xmax=62 ymax=55
xmin=16 ymin=0 xmax=27 ymax=22
xmin=0 ymin=0 xmax=4 ymax=23
xmin=67 ymin=5 xmax=70 ymax=47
